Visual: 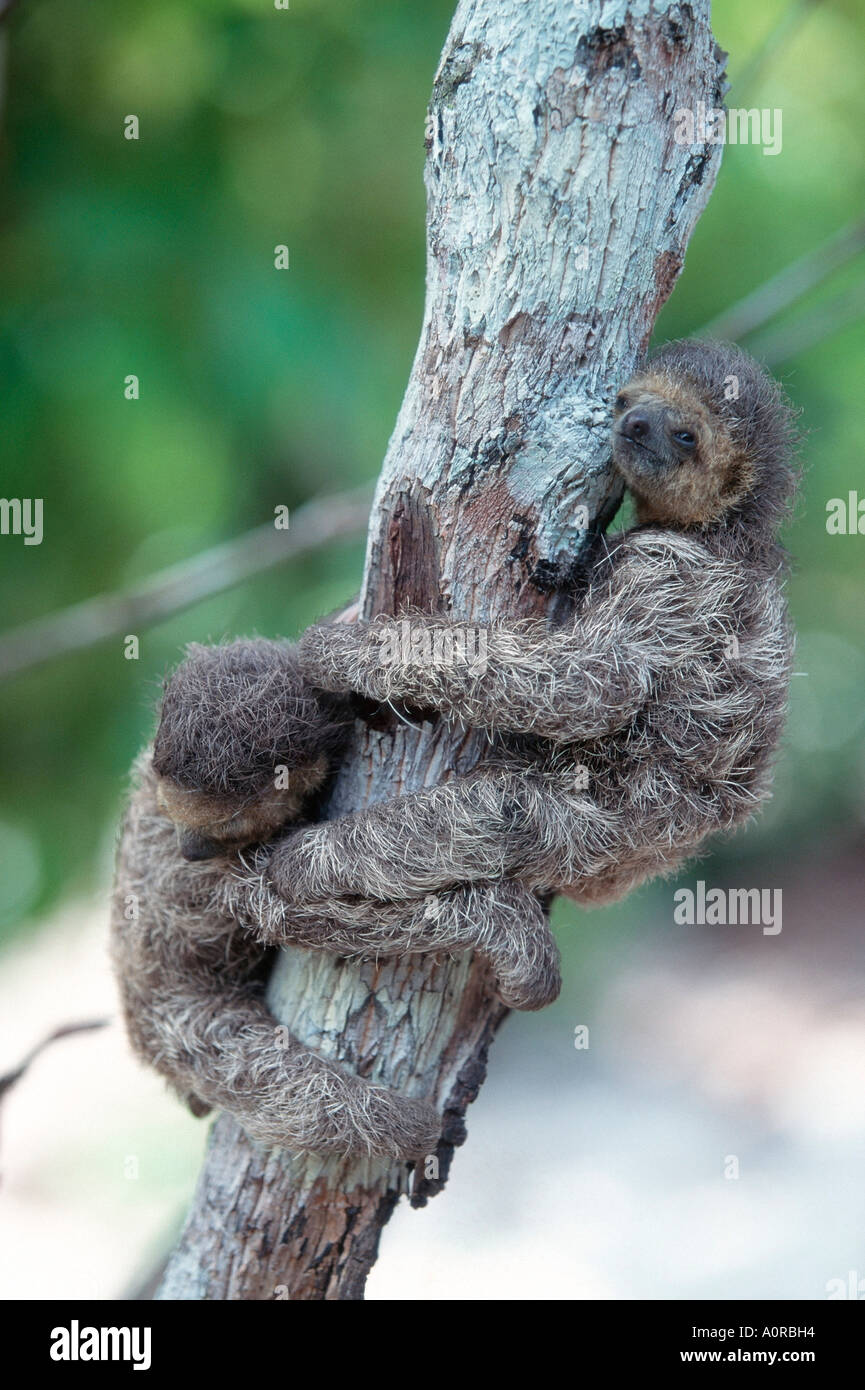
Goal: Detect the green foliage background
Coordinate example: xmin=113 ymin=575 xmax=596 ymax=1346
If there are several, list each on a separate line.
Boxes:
xmin=0 ymin=0 xmax=863 ymax=942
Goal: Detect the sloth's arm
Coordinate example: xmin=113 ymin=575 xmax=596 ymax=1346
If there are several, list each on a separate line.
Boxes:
xmin=220 ymin=864 xmax=561 ymax=1013
xmin=120 ymin=968 xmax=440 ymax=1159
xmin=298 ymin=541 xmax=726 ymax=743
xmin=265 ymin=771 xmax=531 ymax=903
xmin=300 ymin=616 xmax=645 ymax=742
xmin=263 ymin=764 xmax=622 ymax=906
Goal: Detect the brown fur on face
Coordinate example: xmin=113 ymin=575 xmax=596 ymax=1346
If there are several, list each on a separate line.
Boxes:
xmin=612 ymin=372 xmax=753 ymax=525
xmin=611 ymin=339 xmax=798 ymax=539
xmin=156 ymin=757 xmax=328 ymax=861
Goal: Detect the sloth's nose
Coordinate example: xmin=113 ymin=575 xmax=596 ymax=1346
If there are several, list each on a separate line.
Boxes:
xmin=622 ymin=411 xmax=650 ymax=443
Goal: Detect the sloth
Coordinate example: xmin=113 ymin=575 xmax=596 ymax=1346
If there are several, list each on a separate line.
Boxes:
xmin=111 ymin=338 xmax=798 ymax=1158
xmin=111 ymin=641 xmax=557 ymax=1159
xmin=269 ymin=339 xmax=798 ymax=910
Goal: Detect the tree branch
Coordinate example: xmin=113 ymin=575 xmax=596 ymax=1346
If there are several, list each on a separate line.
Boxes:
xmin=0 ymin=485 xmax=372 ymax=682
xmin=156 ymin=0 xmax=725 ymax=1301
xmin=751 ymin=279 xmax=865 ymax=367
xmin=0 ymin=1020 xmax=108 ymax=1109
xmin=697 ymin=217 xmax=865 ymax=344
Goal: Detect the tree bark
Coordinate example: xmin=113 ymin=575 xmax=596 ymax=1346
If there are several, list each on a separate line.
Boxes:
xmin=157 ymin=0 xmax=725 ymax=1300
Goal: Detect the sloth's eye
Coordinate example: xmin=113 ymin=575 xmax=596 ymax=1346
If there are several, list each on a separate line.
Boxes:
xmin=614 ymin=394 xmax=628 ymax=411
xmin=673 ymin=429 xmax=696 ymax=450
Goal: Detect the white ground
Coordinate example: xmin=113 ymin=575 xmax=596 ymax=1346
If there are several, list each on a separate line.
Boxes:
xmin=1 ymin=879 xmax=863 ymax=1302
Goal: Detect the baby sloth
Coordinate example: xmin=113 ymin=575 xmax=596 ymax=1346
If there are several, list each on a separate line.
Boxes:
xmin=112 ymin=642 xmax=438 ymax=1158
xmin=112 ymin=641 xmax=556 ymax=1159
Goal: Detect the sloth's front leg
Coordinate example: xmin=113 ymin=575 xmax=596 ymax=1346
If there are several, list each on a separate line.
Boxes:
xmin=264 ymin=771 xmax=536 ymax=904
xmin=299 ymin=613 xmax=653 ymax=744
xmin=311 ymin=881 xmax=562 ymax=1013
xmin=221 ymin=868 xmax=561 ymax=1013
xmin=263 ymin=765 xmax=622 ymax=903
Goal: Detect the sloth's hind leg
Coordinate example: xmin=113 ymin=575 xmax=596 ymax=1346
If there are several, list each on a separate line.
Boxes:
xmin=128 ymin=982 xmax=440 ymax=1160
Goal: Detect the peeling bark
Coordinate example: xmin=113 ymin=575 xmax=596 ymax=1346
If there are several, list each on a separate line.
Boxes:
xmin=157 ymin=0 xmax=725 ymax=1301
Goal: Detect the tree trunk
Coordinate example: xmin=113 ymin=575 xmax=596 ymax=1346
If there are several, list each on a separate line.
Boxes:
xmin=157 ymin=0 xmax=725 ymax=1301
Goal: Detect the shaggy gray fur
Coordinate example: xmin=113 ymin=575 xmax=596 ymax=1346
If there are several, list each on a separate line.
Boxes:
xmin=111 ymin=340 xmax=798 ymax=1159
xmin=277 ymin=344 xmax=797 ymax=912
xmin=112 ymin=755 xmax=443 ymax=1157
xmin=152 ymin=639 xmax=346 ymax=797
xmin=112 ymin=643 xmax=560 ymax=1157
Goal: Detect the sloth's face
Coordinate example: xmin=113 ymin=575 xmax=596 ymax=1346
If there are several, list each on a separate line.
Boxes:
xmin=611 ymin=371 xmax=752 ymax=526
xmin=156 ymin=756 xmax=328 ymax=861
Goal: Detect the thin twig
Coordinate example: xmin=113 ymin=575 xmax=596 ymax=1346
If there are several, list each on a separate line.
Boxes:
xmin=696 ymin=218 xmax=865 ymax=344
xmin=0 ymin=1020 xmax=109 ymax=1102
xmin=0 ymin=484 xmax=372 ymax=682
xmin=752 ymin=281 xmax=865 ymax=367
